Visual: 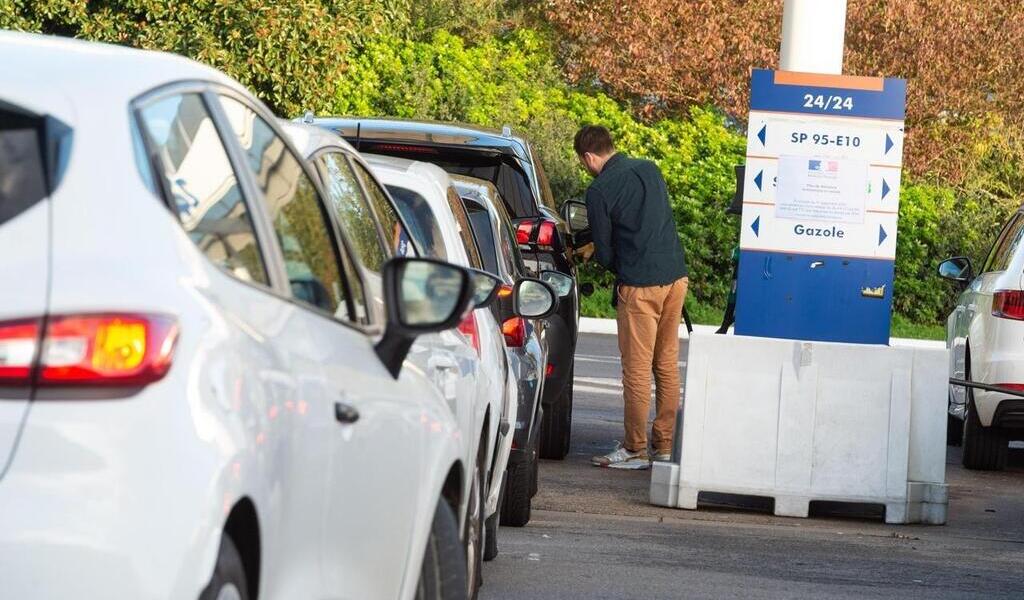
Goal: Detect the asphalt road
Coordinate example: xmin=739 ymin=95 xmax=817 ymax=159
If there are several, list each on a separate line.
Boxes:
xmin=481 ymin=333 xmax=1024 ymax=599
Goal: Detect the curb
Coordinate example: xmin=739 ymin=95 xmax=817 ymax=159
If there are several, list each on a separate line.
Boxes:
xmin=578 ymin=317 xmax=945 ymax=350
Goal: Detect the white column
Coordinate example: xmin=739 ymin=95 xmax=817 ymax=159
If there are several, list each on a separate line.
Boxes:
xmin=779 ymin=0 xmax=848 ymax=74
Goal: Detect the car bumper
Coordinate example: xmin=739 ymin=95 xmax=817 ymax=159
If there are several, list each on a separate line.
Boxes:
xmin=973 ymin=351 xmax=1024 ymax=427
xmin=0 ymin=396 xmax=234 ymax=599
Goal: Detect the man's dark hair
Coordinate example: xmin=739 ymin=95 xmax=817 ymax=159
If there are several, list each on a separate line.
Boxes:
xmin=574 ymin=125 xmax=615 ymax=156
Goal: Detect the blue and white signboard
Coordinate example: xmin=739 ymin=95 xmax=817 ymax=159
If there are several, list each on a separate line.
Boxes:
xmin=735 ymin=69 xmax=907 ymax=344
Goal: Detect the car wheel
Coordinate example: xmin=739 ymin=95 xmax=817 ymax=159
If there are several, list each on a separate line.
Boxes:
xmin=539 ymin=369 xmax=573 ymax=460
xmin=199 ymin=536 xmax=249 ymax=600
xmin=962 ymin=395 xmax=1008 ymax=471
xmin=500 ymin=458 xmax=533 ymax=527
xmin=416 ymin=499 xmax=468 ymax=600
xmin=465 ymin=459 xmax=484 ymax=599
xmin=483 ymin=511 xmax=499 ymax=562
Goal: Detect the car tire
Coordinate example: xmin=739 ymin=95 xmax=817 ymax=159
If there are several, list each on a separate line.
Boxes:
xmin=465 ymin=459 xmax=484 ymax=599
xmin=529 ymin=448 xmax=539 ymax=498
xmin=499 ymin=458 xmax=532 ymax=527
xmin=947 ymin=413 xmax=964 ymax=447
xmin=199 ymin=536 xmax=249 ymax=600
xmin=539 ymin=372 xmax=573 ymax=460
xmin=483 ymin=511 xmax=499 ymax=562
xmin=962 ymin=396 xmax=1008 ymax=471
xmin=416 ymin=499 xmax=468 ymax=600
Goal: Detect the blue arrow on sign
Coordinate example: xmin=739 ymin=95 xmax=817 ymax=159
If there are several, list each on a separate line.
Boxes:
xmin=885 ymin=133 xmax=894 ymax=154
xmin=751 ymin=216 xmax=761 ymax=237
xmin=878 ymin=225 xmax=888 ymax=245
xmin=881 ymin=179 xmax=891 ymax=200
xmin=757 ymin=125 xmax=766 ymax=146
xmin=754 ymin=170 xmax=763 ymax=191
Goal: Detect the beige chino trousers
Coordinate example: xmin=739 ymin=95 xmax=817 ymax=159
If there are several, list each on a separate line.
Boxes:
xmin=615 ymin=277 xmax=689 ymax=454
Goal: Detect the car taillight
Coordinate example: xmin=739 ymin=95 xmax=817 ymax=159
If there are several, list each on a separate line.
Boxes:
xmin=502 ymin=317 xmax=526 ymax=347
xmin=458 ymin=313 xmax=481 ymax=355
xmin=0 ymin=319 xmax=41 ymax=384
xmin=0 ymin=314 xmax=178 ymax=387
xmin=992 ymin=290 xmax=1024 ymax=320
xmin=536 ymin=220 xmax=557 ymax=248
xmin=546 ymin=363 xmax=554 ymax=377
xmin=515 ymin=220 xmax=534 ymax=245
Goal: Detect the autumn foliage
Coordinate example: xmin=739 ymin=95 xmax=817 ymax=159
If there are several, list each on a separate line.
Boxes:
xmin=543 ymin=0 xmax=1024 ymax=183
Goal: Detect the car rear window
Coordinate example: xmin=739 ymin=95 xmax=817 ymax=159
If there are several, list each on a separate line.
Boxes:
xmin=0 ymin=109 xmax=49 ymax=226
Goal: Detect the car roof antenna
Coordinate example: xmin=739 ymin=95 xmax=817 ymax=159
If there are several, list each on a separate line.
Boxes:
xmin=301 ymin=110 xmax=314 ymax=124
xmin=356 ymin=122 xmax=362 ymax=151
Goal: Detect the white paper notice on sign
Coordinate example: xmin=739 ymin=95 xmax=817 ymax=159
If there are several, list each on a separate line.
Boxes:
xmin=775 ymin=155 xmax=868 ymax=224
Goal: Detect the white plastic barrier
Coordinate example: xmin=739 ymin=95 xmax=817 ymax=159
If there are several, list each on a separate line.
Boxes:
xmin=650 ymin=333 xmax=949 ymax=524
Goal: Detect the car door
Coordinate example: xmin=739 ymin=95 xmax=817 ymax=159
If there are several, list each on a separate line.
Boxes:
xmin=214 ymin=92 xmax=359 ymax=597
xmin=306 ymin=150 xmax=450 ymax=597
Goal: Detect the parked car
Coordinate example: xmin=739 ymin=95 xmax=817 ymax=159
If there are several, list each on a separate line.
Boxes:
xmin=278 ymin=119 xmax=515 ymax=593
xmin=365 ymin=154 xmax=558 ymax=577
xmin=450 ymin=175 xmax=574 ymax=526
xmin=0 ymin=31 xmax=479 ymax=600
xmin=307 ymin=116 xmax=581 ymax=459
xmin=939 ymin=204 xmax=1024 ymax=470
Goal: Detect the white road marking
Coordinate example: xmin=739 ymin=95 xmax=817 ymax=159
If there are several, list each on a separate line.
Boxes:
xmin=575 ymin=355 xmax=686 ymax=367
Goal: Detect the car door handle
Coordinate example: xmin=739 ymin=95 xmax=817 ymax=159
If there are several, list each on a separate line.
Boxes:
xmin=334 ymin=401 xmax=360 ymax=424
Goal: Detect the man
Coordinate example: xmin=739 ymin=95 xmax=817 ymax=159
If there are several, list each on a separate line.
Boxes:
xmin=575 ymin=125 xmax=689 ymax=470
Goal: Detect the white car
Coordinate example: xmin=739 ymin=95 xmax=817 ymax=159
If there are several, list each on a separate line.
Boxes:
xmin=0 ymin=31 xmax=480 ymax=600
xmin=941 ymin=205 xmax=1024 ymax=470
xmin=279 ymin=120 xmax=525 ymax=595
xmin=365 ymin=155 xmax=558 ymax=567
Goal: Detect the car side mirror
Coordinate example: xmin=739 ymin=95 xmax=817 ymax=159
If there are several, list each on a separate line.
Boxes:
xmin=376 ymin=257 xmax=474 ymax=378
xmin=539 ymin=270 xmax=574 ymax=298
xmin=938 ymin=257 xmax=974 ymax=286
xmin=513 ymin=278 xmax=558 ymax=319
xmin=469 ymin=269 xmax=501 ymax=309
xmin=561 ymin=199 xmax=590 ymax=235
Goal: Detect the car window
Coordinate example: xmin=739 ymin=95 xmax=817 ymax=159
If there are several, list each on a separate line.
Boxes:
xmin=218 ymin=95 xmax=348 ymax=316
xmin=0 ymin=110 xmax=48 ymax=227
xmin=138 ymin=93 xmax=268 ymax=285
xmin=983 ymin=213 xmax=1024 ymax=274
xmin=317 ymin=152 xmax=388 ymax=272
xmin=446 ymin=186 xmax=484 ymax=269
xmin=497 ymin=213 xmax=526 ymax=276
xmin=386 ymin=185 xmax=448 ymax=261
xmin=531 ymin=147 xmax=558 ymax=211
xmin=350 ymin=161 xmax=416 ymax=259
xmin=463 ymin=200 xmax=499 ymax=275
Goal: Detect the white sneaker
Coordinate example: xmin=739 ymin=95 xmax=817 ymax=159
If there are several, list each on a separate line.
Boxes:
xmin=591 ymin=443 xmax=650 ymax=470
xmin=652 ymin=452 xmax=672 ymax=462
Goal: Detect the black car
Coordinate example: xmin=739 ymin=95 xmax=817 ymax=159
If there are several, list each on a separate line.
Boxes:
xmin=309 ymin=117 xmax=580 ymax=459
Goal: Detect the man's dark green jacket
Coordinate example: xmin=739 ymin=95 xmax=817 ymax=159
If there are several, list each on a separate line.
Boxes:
xmin=584 ymin=153 xmax=688 ymax=286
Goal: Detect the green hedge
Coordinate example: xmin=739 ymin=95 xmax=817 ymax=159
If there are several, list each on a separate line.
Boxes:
xmin=0 ymin=4 xmax=1010 ymax=326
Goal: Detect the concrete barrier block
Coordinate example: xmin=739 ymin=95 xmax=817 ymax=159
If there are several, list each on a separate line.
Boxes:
xmin=650 ymin=333 xmax=950 ymax=524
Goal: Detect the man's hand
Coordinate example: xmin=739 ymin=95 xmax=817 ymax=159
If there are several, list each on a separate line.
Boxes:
xmin=573 ymin=242 xmax=595 ymax=263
